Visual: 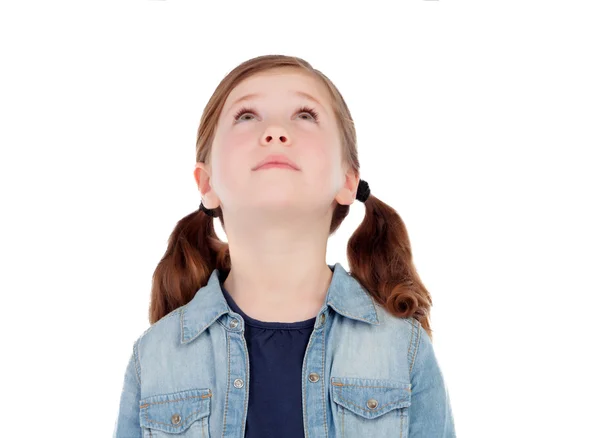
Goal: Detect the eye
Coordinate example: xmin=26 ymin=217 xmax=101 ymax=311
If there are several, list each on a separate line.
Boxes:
xmin=233 ymin=106 xmax=257 ymax=122
xmin=297 ymin=106 xmax=320 ymax=123
xmin=233 ymin=106 xmax=320 ymax=123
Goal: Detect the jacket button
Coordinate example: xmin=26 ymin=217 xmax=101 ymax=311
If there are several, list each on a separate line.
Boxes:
xmin=229 ymin=319 xmax=239 ymax=328
xmin=234 ymin=378 xmax=244 ymax=388
xmin=319 ymin=313 xmax=326 ymax=325
xmin=366 ymin=398 xmax=379 ymax=409
xmin=171 ymin=413 xmax=181 ymax=425
xmin=308 ymin=372 xmax=320 ymax=383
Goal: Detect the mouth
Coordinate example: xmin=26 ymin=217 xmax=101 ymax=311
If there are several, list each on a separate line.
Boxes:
xmin=254 ymin=163 xmax=299 ymax=171
xmin=252 ymin=154 xmax=300 ymax=171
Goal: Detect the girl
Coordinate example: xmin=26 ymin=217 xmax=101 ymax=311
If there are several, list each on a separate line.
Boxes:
xmin=114 ymin=55 xmax=456 ymax=438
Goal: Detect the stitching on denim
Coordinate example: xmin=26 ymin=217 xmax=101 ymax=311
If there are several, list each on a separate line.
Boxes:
xmin=341 ymin=405 xmax=345 ymax=437
xmin=241 ymin=332 xmax=250 ymax=437
xmin=400 ymin=413 xmax=403 ymax=438
xmin=334 ymin=393 xmax=403 ymax=413
xmin=142 ymin=407 xmax=206 ymax=427
xmin=163 ymin=307 xmax=182 ymax=320
xmin=408 ymin=318 xmax=419 ymax=376
xmin=180 ymin=305 xmax=185 ymax=343
xmin=327 ymin=303 xmax=377 ymax=325
xmin=139 ymin=392 xmax=212 ymax=408
xmin=407 ymin=317 xmax=415 ymax=375
xmin=363 ymin=289 xmax=381 ymax=324
xmin=222 ymin=332 xmax=231 ymax=437
xmin=409 ymin=320 xmax=422 ymax=376
xmin=406 ymin=317 xmax=415 ymax=377
xmin=133 ymin=340 xmax=142 ymax=386
xmin=332 ymin=382 xmax=410 ymax=391
xmin=321 ymin=325 xmax=328 ymax=437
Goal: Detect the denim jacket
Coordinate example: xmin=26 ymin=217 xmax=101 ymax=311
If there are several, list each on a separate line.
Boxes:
xmin=113 ymin=263 xmax=456 ymax=437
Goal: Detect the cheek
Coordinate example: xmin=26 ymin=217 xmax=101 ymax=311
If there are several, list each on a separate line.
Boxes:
xmin=218 ymin=128 xmax=254 ymax=156
xmin=304 ymin=130 xmax=341 ymax=168
xmin=303 ymin=139 xmax=343 ymax=190
xmin=310 ymin=145 xmax=334 ymax=172
xmin=210 ymin=132 xmax=254 ymax=191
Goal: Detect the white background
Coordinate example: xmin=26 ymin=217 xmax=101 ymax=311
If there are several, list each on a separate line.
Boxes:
xmin=1 ymin=1 xmax=598 ymax=436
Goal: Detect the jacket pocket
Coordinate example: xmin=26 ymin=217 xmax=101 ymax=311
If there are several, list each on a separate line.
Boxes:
xmin=139 ymin=388 xmax=212 ymax=437
xmin=331 ymin=377 xmax=411 ymax=437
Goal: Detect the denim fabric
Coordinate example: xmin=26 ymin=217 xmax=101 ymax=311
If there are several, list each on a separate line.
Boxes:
xmin=113 ymin=262 xmax=456 ymax=437
xmin=220 ymin=276 xmax=316 ymax=438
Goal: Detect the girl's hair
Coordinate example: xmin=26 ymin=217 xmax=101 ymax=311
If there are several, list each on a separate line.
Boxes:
xmin=149 ymin=55 xmax=434 ymax=340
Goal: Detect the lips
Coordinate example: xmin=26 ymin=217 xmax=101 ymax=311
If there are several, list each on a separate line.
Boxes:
xmin=252 ymin=154 xmax=300 ymax=171
xmin=255 ymin=163 xmax=297 ymax=170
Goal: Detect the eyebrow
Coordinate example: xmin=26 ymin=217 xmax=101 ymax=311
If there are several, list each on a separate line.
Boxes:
xmin=226 ymin=91 xmax=326 ymax=115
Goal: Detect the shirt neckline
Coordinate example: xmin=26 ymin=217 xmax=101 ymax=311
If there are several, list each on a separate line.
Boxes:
xmin=220 ymin=280 xmax=317 ymax=330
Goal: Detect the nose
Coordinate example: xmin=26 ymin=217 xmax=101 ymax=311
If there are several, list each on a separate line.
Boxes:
xmin=260 ymin=126 xmax=290 ymax=146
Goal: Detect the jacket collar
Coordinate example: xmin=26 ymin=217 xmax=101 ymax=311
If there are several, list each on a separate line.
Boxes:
xmin=180 ymin=262 xmax=380 ymax=344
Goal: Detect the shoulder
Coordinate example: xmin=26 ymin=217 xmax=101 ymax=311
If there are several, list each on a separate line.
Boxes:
xmin=372 ymin=303 xmax=423 ymax=371
xmin=377 ymin=307 xmax=443 ymax=382
xmin=133 ymin=306 xmax=184 ymax=351
xmin=373 ymin=301 xmax=421 ymax=336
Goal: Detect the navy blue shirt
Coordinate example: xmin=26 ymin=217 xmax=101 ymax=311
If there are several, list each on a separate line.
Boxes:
xmin=219 ymin=270 xmax=316 ymax=438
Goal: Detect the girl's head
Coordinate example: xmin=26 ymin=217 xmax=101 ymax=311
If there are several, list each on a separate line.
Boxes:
xmin=150 ymin=55 xmax=434 ymax=339
xmin=194 ymin=66 xmax=359 ymax=227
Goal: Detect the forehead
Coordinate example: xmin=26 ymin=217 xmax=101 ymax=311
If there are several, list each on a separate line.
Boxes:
xmin=223 ymin=68 xmax=332 ymax=113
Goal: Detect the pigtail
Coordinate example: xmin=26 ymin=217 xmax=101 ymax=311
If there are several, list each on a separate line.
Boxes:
xmin=346 ymin=194 xmax=434 ymax=341
xmin=148 ymin=208 xmax=230 ymax=324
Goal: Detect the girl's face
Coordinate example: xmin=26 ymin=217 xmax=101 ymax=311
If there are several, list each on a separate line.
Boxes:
xmin=200 ymin=68 xmax=354 ymax=218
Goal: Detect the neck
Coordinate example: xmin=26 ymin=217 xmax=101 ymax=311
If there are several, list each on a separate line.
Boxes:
xmin=221 ymin=229 xmax=334 ymax=323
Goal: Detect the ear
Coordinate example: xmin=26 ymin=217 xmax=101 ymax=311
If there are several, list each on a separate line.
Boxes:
xmin=334 ymin=168 xmax=360 ymax=206
xmin=194 ymin=162 xmax=221 ymax=209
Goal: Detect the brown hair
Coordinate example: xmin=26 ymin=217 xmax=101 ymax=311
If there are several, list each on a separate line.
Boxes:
xmin=149 ymin=55 xmax=434 ymax=340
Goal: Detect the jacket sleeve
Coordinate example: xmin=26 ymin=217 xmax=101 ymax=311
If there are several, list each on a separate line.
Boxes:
xmin=408 ymin=321 xmax=456 ymax=437
xmin=113 ymin=341 xmax=142 ymax=438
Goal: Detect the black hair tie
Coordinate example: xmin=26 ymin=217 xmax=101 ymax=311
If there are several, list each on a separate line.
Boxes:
xmin=199 ymin=202 xmax=218 ymax=217
xmin=356 ymin=179 xmax=370 ymax=202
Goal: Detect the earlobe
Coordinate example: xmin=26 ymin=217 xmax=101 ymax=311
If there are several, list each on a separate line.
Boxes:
xmin=335 ymin=170 xmax=361 ymax=206
xmin=335 ymin=184 xmax=359 ymax=206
